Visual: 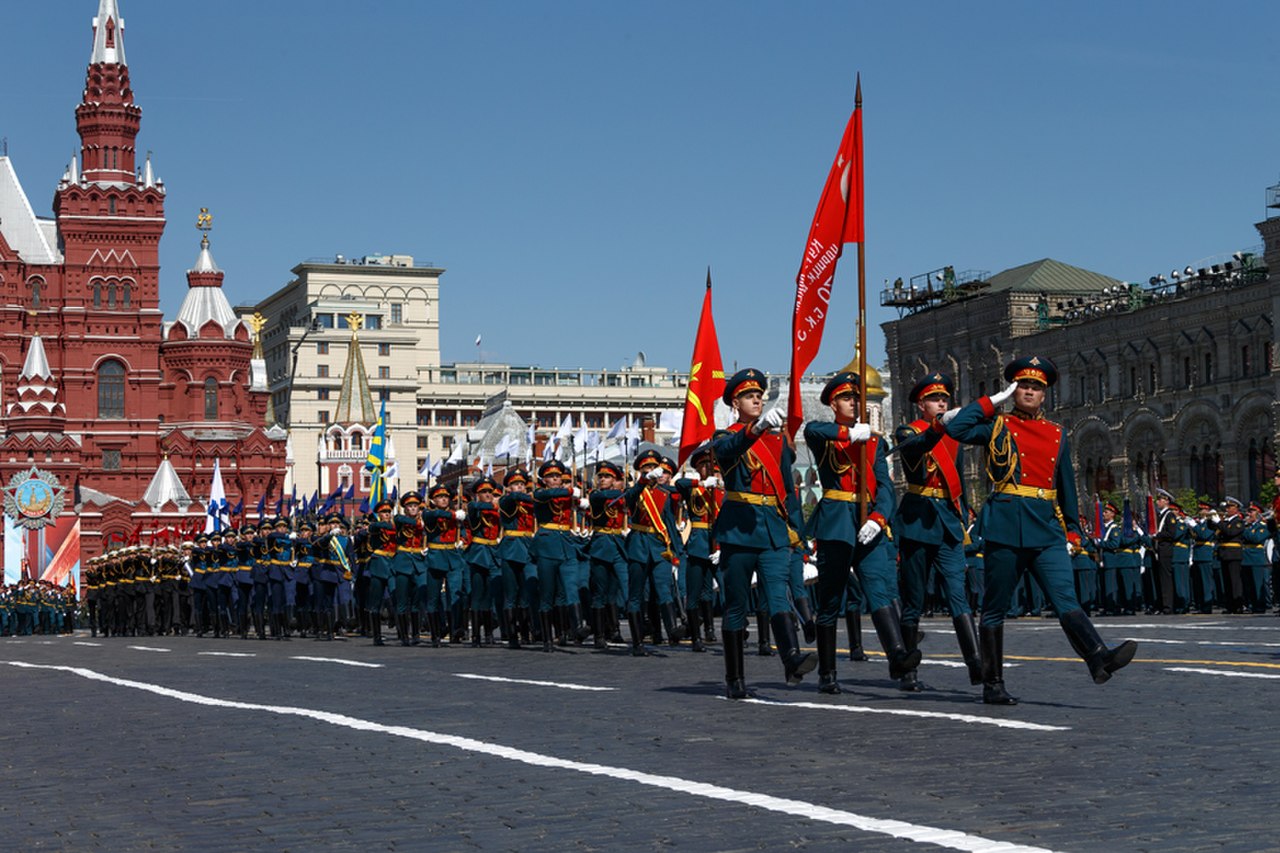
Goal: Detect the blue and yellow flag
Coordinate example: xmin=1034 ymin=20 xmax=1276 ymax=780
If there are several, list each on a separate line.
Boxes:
xmin=366 ymin=399 xmax=388 ymax=506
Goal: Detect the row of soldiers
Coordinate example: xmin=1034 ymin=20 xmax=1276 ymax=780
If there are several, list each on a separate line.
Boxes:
xmin=0 ymin=579 xmax=79 ymax=636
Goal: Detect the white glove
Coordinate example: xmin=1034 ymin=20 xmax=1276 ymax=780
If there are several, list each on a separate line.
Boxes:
xmin=645 ymin=468 xmax=662 ymax=482
xmin=710 ymin=550 xmax=721 ymax=566
xmin=572 ymin=487 xmax=583 ymax=498
xmin=940 ymin=408 xmax=960 ymax=426
xmin=751 ymin=406 xmax=786 ymax=435
xmin=454 ymin=509 xmax=466 ymax=521
xmin=686 ymin=471 xmax=701 ymax=483
xmin=989 ymin=381 xmax=1018 ymax=407
xmin=288 ymin=531 xmax=297 ymax=540
xmin=579 ymin=498 xmax=590 ymax=510
xmin=702 ymin=475 xmax=720 ymax=489
xmin=150 ymin=558 xmax=158 ymax=565
xmin=857 ymin=519 xmax=881 ymax=545
xmin=847 ymin=423 xmax=872 ymax=442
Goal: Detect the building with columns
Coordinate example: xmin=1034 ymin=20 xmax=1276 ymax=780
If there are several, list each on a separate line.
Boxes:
xmin=0 ymin=0 xmax=285 ymax=563
xmin=882 ymin=182 xmax=1278 ymax=503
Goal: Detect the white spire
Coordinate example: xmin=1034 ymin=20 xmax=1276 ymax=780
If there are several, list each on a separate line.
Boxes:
xmin=69 ymin=152 xmax=79 ymax=184
xmin=19 ymin=333 xmax=53 ymax=382
xmin=143 ymin=457 xmax=193 ymax=512
xmin=91 ymin=0 xmax=127 ymax=66
xmin=194 ymin=234 xmax=219 ymax=273
xmin=142 ymin=151 xmax=154 ymax=188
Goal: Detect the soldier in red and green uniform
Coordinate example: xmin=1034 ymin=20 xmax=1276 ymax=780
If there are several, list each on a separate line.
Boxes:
xmin=465 ymin=477 xmax=504 ymax=646
xmin=498 ymin=468 xmax=537 ymax=648
xmin=944 ymin=355 xmax=1138 ymax=704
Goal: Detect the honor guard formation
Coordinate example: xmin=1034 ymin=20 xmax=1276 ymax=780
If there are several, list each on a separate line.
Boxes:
xmin=37 ymin=356 xmax=1280 ymax=706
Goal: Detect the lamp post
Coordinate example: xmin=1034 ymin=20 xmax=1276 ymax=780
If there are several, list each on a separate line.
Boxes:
xmin=286 ymin=317 xmax=322 ymax=428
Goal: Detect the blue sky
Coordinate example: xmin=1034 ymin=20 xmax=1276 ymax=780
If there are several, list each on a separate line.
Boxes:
xmin=4 ymin=1 xmax=1277 ymax=377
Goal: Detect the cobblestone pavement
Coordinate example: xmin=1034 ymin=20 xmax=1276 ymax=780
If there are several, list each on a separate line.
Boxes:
xmin=3 ymin=614 xmax=1278 ymax=852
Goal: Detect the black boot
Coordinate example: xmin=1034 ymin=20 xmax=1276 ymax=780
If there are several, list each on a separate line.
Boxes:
xmin=660 ymin=602 xmax=687 ymax=645
xmin=846 ymin=611 xmax=869 ymax=661
xmin=284 ymin=606 xmax=295 ymax=638
xmin=397 ymin=614 xmax=411 ymax=647
xmin=371 ymin=611 xmax=385 ymax=646
xmin=606 ymin=603 xmax=623 ymax=643
xmin=816 ymin=623 xmax=841 ymax=694
xmin=755 ymin=611 xmax=774 ymax=656
xmin=898 ymin=620 xmax=925 ymax=692
xmin=979 ymin=624 xmax=1017 ymax=704
xmin=870 ymin=605 xmax=921 ymax=680
xmin=700 ymin=601 xmax=718 ymax=643
xmin=771 ymin=612 xmax=817 ymax=686
xmin=410 ymin=612 xmax=422 ymax=646
xmin=724 ymin=628 xmax=750 ymax=699
xmin=953 ymin=613 xmax=983 ymax=686
xmin=324 ymin=610 xmax=335 ymax=641
xmin=626 ymin=611 xmax=648 ymax=657
xmin=540 ymin=611 xmax=554 ymax=652
xmin=591 ymin=607 xmax=607 ymax=649
xmin=1060 ymin=608 xmax=1138 ymax=684
xmin=429 ymin=613 xmax=443 ymax=648
xmin=471 ymin=611 xmax=483 ymax=647
xmin=687 ymin=606 xmax=706 ymax=652
xmin=795 ymin=596 xmax=817 ymax=645
xmin=483 ymin=612 xmax=496 ymax=645
xmin=570 ymin=603 xmax=593 ymax=643
xmin=504 ymin=609 xmax=521 ymax=649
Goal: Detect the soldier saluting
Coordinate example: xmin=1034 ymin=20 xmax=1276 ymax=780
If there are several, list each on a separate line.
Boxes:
xmin=943 ymin=356 xmax=1138 ymax=704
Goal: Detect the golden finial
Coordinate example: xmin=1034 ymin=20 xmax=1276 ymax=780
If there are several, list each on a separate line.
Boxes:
xmin=197 ymin=207 xmax=213 ymax=233
xmin=346 ymin=312 xmax=364 ymax=339
xmin=248 ymin=312 xmax=267 ymax=339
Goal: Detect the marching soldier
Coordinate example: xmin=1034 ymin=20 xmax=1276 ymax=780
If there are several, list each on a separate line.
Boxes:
xmin=674 ymin=448 xmax=722 ymax=652
xmin=1210 ymin=497 xmax=1246 ymax=613
xmin=498 ymin=468 xmax=537 ymax=648
xmin=365 ymin=499 xmax=397 ymax=646
xmin=622 ymin=450 xmax=687 ymax=656
xmin=712 ymin=368 xmax=815 ymax=697
xmin=804 ymin=370 xmax=912 ymax=694
xmin=423 ymin=485 xmax=466 ymax=646
xmin=586 ymin=461 xmax=629 ymax=649
xmin=944 ymin=356 xmax=1137 ymax=703
xmin=465 ymin=477 xmax=503 ymax=646
xmin=392 ymin=492 xmax=426 ymax=646
xmin=891 ymin=371 xmax=981 ymax=691
xmin=1242 ymin=501 xmax=1270 ymax=613
xmin=532 ymin=460 xmax=588 ymax=651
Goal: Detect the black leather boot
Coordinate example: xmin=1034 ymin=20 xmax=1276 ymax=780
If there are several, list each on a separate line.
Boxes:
xmin=504 ymin=609 xmax=520 ymax=649
xmin=591 ymin=607 xmax=607 ymax=649
xmin=870 ymin=605 xmax=921 ymax=680
xmin=398 ymin=614 xmax=412 ymax=647
xmin=606 ymin=603 xmax=623 ymax=643
xmin=795 ymin=596 xmax=817 ymax=645
xmin=898 ymin=620 xmax=925 ymax=692
xmin=540 ymin=611 xmax=555 ymax=652
xmin=471 ymin=611 xmax=483 ymax=647
xmin=570 ymin=603 xmax=593 ymax=642
xmin=687 ymin=606 xmax=706 ymax=652
xmin=626 ymin=611 xmax=648 ymax=657
xmin=410 ymin=612 xmax=421 ymax=646
xmin=700 ymin=601 xmax=717 ymax=643
xmin=724 ymin=627 xmax=749 ymax=699
xmin=979 ymin=624 xmax=1016 ymax=704
xmin=1060 ymin=608 xmax=1138 ymax=684
xmin=953 ymin=613 xmax=982 ymax=685
xmin=845 ymin=611 xmax=869 ymax=661
xmin=660 ymin=602 xmax=687 ymax=645
xmin=755 ymin=611 xmax=774 ymax=656
xmin=771 ymin=612 xmax=817 ymax=686
xmin=371 ymin=611 xmax=385 ymax=647
xmin=816 ymin=623 xmax=841 ymax=694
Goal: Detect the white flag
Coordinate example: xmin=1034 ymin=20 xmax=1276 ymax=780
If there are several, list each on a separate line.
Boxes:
xmin=556 ymin=414 xmax=573 ymax=440
xmin=605 ymin=417 xmax=626 ymax=441
xmin=418 ymin=455 xmax=433 ymax=478
xmin=205 ymin=458 xmax=228 ymax=534
xmin=475 ymin=334 xmax=482 ymax=347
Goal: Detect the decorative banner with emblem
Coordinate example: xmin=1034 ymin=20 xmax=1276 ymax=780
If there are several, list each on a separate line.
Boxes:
xmin=4 ymin=467 xmax=67 ymax=530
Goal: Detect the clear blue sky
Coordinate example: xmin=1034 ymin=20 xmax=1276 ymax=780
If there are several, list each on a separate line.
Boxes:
xmin=4 ymin=1 xmax=1277 ymax=377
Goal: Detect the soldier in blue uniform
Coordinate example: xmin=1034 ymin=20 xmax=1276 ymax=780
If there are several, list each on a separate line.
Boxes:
xmin=944 ymin=356 xmax=1137 ymax=704
xmin=423 ymin=485 xmax=466 ymax=646
xmin=621 ymin=450 xmax=687 ymax=656
xmin=713 ymin=368 xmax=816 ymax=697
xmin=1189 ymin=501 xmax=1218 ymax=613
xmin=586 ymin=461 xmax=629 ymax=650
xmin=804 ymin=371 xmax=913 ymax=694
xmin=1210 ymin=497 xmax=1247 ymax=613
xmin=1072 ymin=515 xmax=1099 ymax=615
xmin=532 ymin=460 xmax=588 ymax=650
xmin=310 ymin=514 xmax=346 ymax=640
xmin=891 ymin=372 xmax=981 ymax=691
xmin=674 ymin=447 xmax=722 ymax=653
xmin=1167 ymin=502 xmax=1194 ymax=612
xmin=1099 ymin=503 xmax=1143 ymax=615
xmin=498 ymin=468 xmax=537 ymax=648
xmin=1242 ymin=501 xmax=1270 ymax=613
xmin=465 ymin=477 xmax=503 ymax=646
xmin=364 ymin=500 xmax=397 ymax=646
xmin=392 ymin=492 xmax=426 ymax=646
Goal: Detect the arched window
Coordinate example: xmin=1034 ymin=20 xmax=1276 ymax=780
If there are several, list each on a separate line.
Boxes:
xmin=203 ymin=377 xmax=218 ymax=420
xmin=97 ymin=360 xmax=125 ymax=419
xmin=93 ymin=282 xmax=102 ymax=308
xmin=108 ymin=282 xmax=117 ymax=309
xmin=123 ymin=282 xmax=131 ymax=307
xmin=29 ymin=277 xmax=42 ymax=308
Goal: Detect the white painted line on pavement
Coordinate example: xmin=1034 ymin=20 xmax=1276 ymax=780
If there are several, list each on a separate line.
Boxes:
xmin=290 ymin=655 xmax=382 ymax=668
xmin=918 ymin=660 xmax=1021 ymax=669
xmin=729 ymin=696 xmax=1070 ymax=732
xmin=1121 ymin=637 xmax=1280 ymax=648
xmin=454 ymin=673 xmax=616 ymax=692
xmin=1027 ymin=623 xmax=1280 ymax=632
xmin=127 ymin=645 xmax=171 ymax=653
xmin=199 ymin=651 xmax=256 ymax=658
xmin=6 ymin=661 xmax=1060 ymax=853
xmin=1165 ymin=667 xmax=1280 ymax=680
xmin=73 ymin=641 xmax=102 ymax=647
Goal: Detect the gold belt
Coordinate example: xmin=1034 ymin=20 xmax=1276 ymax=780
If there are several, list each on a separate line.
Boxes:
xmin=400 ymin=547 xmax=425 ymax=555
xmin=690 ymin=521 xmax=711 ymax=529
xmin=504 ymin=530 xmax=533 ymax=537
xmin=427 ymin=543 xmax=456 ymax=550
xmin=1173 ymin=543 xmax=1189 ymax=548
xmin=995 ymin=484 xmax=1057 ymax=500
xmin=906 ymin=484 xmax=947 ymax=500
xmin=1246 ymin=544 xmax=1266 ymax=549
xmin=594 ymin=529 xmax=625 ymax=535
xmin=725 ymin=491 xmax=778 ymax=506
xmin=1120 ymin=549 xmax=1139 ymax=553
xmin=471 ymin=537 xmax=500 ymax=546
xmin=823 ymin=489 xmax=870 ymax=502
xmin=541 ymin=523 xmax=572 ymax=531
xmin=1219 ymin=542 xmax=1242 ymax=548
xmin=630 ymin=523 xmax=662 ymax=535
xmin=372 ymin=549 xmax=396 ymax=557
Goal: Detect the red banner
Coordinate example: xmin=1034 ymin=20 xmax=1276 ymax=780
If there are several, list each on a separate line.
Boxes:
xmin=678 ymin=272 xmax=725 ymax=468
xmin=788 ymin=102 xmax=863 ymax=436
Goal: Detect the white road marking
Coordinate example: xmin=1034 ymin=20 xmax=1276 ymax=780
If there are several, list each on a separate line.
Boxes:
xmin=73 ymin=642 xmax=102 ymax=647
xmin=1120 ymin=637 xmax=1280 ymax=648
xmin=729 ymin=696 xmax=1070 ymax=732
xmin=127 ymin=645 xmax=171 ymax=653
xmin=917 ymin=660 xmax=1020 ymax=669
xmin=6 ymin=661 xmax=1059 ymax=853
xmin=454 ymin=673 xmax=616 ymax=692
xmin=1025 ymin=623 xmax=1279 ymax=632
xmin=198 ymin=651 xmax=256 ymax=658
xmin=290 ymin=656 xmax=383 ymax=668
xmin=1165 ymin=667 xmax=1280 ymax=680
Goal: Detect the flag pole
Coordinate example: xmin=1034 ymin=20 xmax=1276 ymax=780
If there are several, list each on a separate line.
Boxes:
xmin=854 ymin=77 xmax=872 ymax=529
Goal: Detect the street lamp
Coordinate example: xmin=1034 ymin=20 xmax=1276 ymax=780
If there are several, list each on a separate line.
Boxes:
xmin=286 ymin=317 xmax=322 ymax=428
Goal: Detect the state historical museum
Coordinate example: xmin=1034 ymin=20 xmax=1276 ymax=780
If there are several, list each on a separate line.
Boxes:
xmin=0 ymin=0 xmax=285 ymax=569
